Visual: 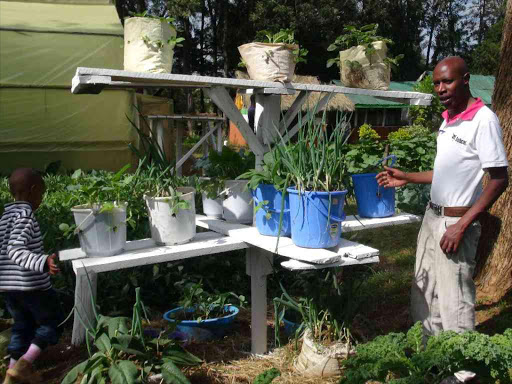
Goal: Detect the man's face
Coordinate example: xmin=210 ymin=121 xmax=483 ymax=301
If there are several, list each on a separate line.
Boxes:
xmin=433 ymin=63 xmax=469 ymax=113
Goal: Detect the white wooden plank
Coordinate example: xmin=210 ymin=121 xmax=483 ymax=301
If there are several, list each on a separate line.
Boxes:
xmin=146 ymin=115 xmax=225 ymax=121
xmin=196 ymin=215 xmax=344 ymax=265
xmin=205 ymin=87 xmax=265 ymax=155
xmin=71 ymin=231 xmax=248 ymax=275
xmin=60 ymin=238 xmax=156 ymax=261
xmin=239 ymin=88 xmax=296 ymax=95
xmin=342 ymin=213 xmax=421 ymax=232
xmin=72 ymin=68 xmax=433 ymax=105
xmin=72 ymin=272 xmax=97 ymax=345
xmin=281 ymin=256 xmax=380 ymax=271
xmin=329 ymin=238 xmax=379 ymax=259
xmin=216 ymin=121 xmax=223 ymax=154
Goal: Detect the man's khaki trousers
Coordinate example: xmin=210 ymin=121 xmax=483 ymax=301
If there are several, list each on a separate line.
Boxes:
xmin=411 ymin=205 xmax=481 ymax=336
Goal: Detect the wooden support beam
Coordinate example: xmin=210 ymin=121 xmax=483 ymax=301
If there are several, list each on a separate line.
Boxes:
xmin=216 ymin=122 xmax=223 ymax=154
xmin=255 ymin=94 xmax=280 ymax=146
xmin=175 ymin=126 xmax=218 ymax=171
xmin=205 ymin=87 xmax=264 ymax=155
xmin=283 ymin=93 xmax=332 ymax=142
xmin=279 ymin=90 xmax=308 ymax=134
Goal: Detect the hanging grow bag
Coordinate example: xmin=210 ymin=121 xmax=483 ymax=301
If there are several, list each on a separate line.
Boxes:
xmin=287 ymin=188 xmax=347 ymax=249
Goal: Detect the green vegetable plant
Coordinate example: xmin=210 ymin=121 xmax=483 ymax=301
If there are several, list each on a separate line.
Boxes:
xmin=340 ymin=322 xmax=512 ymax=383
xmin=195 ymin=147 xmax=255 ymax=200
xmin=239 ymin=28 xmax=308 ymax=68
xmin=253 ymin=368 xmax=281 ymax=384
xmin=273 ymin=106 xmax=351 ymax=193
xmin=172 ymin=280 xmax=247 ymax=322
xmin=273 ymin=267 xmax=363 ymax=349
xmin=128 ymin=12 xmax=185 ymax=49
xmin=326 ymin=24 xmax=403 ymax=71
xmin=62 ymin=280 xmax=201 ymax=384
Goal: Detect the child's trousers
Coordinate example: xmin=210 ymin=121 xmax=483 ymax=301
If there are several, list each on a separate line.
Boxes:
xmin=3 ymin=288 xmax=64 ymax=359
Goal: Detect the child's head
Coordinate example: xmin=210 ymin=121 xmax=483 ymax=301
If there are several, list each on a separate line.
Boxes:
xmin=9 ymin=168 xmax=46 ymax=210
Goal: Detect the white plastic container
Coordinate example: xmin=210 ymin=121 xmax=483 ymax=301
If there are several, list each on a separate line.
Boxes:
xmin=71 ymin=203 xmax=127 ymax=257
xmin=222 ymin=180 xmax=253 ymax=224
xmin=144 ymin=187 xmax=196 ymax=245
xmin=199 ymin=177 xmax=223 ymax=218
xmin=202 ymin=193 xmax=223 ymax=219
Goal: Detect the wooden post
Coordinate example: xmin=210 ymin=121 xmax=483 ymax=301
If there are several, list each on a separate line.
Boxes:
xmin=202 ymin=121 xmax=208 ymax=157
xmin=255 ymin=94 xmax=280 ymax=146
xmin=246 ymin=247 xmax=273 ymax=354
xmin=216 ymin=121 xmax=223 ymax=154
xmin=72 ymin=271 xmax=97 ymax=346
xmin=176 ymin=121 xmax=184 ymax=176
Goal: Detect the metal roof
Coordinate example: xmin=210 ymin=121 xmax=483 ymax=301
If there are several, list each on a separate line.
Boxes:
xmin=334 ymin=75 xmax=495 ymax=109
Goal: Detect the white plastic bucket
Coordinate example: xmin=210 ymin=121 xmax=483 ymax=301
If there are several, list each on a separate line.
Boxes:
xmin=71 ymin=203 xmax=127 ymax=257
xmin=222 ymin=180 xmax=253 ymax=224
xmin=145 ymin=187 xmax=196 ymax=245
xmin=202 ymin=193 xmax=223 ymax=219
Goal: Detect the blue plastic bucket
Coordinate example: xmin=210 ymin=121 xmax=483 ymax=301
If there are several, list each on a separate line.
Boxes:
xmin=351 ymin=155 xmax=396 ymax=218
xmin=252 ymin=184 xmax=291 ymax=237
xmin=163 ymin=305 xmax=239 ymax=341
xmin=287 ymin=188 xmax=348 ymax=249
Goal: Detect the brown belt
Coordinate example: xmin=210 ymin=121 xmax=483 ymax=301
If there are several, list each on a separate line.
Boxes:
xmin=429 ymin=202 xmax=471 ymax=217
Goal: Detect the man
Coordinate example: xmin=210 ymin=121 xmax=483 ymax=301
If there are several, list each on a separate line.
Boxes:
xmin=377 ymin=56 xmax=508 ymax=336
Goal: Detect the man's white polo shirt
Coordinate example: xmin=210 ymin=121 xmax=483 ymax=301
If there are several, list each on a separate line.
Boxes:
xmin=431 ymin=100 xmax=508 ymax=207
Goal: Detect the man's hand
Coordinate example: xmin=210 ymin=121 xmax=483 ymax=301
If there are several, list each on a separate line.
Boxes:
xmin=376 ymin=166 xmax=409 ymax=188
xmin=46 ymin=253 xmax=60 ymax=275
xmin=440 ymin=222 xmax=465 ymax=254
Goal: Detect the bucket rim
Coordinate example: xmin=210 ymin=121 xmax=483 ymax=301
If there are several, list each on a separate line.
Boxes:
xmin=286 ymin=187 xmax=348 ymax=196
xmin=163 ymin=305 xmax=239 ymax=324
xmin=144 ymin=187 xmax=195 ymax=201
xmin=71 ymin=202 xmax=127 ymax=213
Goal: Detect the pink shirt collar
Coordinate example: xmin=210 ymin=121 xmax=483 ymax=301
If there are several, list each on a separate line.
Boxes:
xmin=441 ymin=98 xmax=485 ymax=126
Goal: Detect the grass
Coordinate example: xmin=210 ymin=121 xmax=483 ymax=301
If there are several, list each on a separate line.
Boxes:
xmin=1 ymin=211 xmax=510 ymax=383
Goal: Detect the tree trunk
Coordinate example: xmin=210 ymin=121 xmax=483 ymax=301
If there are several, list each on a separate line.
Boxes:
xmin=474 ymin=0 xmax=512 ymax=301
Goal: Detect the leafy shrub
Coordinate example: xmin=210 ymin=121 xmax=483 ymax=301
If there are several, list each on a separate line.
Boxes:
xmin=358 ymin=124 xmax=381 ymax=142
xmin=340 ymin=322 xmax=512 ymax=384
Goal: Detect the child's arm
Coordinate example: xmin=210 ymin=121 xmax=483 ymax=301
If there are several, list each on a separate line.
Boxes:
xmin=7 ymin=213 xmax=49 ymax=273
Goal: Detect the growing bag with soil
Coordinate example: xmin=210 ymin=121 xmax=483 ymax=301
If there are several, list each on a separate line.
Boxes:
xmin=124 ymin=17 xmax=176 ymax=73
xmin=339 ymin=41 xmax=390 ymax=90
xmin=238 ymin=42 xmax=297 ymax=82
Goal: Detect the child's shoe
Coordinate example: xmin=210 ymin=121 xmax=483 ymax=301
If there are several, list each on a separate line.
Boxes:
xmin=5 ymin=358 xmax=41 ymax=383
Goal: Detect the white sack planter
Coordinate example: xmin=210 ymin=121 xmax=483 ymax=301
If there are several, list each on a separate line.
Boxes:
xmin=222 ymin=180 xmax=253 ymax=224
xmin=238 ymin=42 xmax=297 ymax=82
xmin=294 ymin=329 xmax=353 ymax=377
xmin=339 ymin=40 xmax=390 ymax=90
xmin=145 ymin=187 xmax=196 ymax=245
xmin=72 ymin=203 xmax=127 ymax=257
xmin=124 ymin=17 xmax=176 ymax=73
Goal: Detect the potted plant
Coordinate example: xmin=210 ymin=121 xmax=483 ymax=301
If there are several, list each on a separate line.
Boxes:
xmin=326 ymin=24 xmax=403 ymax=90
xmin=273 ymin=109 xmax=351 ymax=249
xmin=142 ymin=165 xmax=196 ymax=245
xmin=63 ymin=165 xmax=133 ymax=257
xmin=273 ymin=269 xmax=361 ymax=378
xmin=124 ymin=12 xmax=185 ymax=73
xmin=196 ymin=147 xmax=255 ymax=224
xmin=163 ymin=280 xmax=247 ymax=341
xmin=238 ymin=29 xmax=308 ymax=82
xmin=237 ymin=148 xmax=291 ymax=237
xmin=345 ymin=124 xmax=396 ymax=218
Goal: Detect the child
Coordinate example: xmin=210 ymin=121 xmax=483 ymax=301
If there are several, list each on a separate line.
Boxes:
xmin=1 ymin=168 xmax=62 ymax=384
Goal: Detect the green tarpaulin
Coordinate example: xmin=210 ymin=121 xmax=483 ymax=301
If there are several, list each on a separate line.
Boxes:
xmin=0 ymin=0 xmax=137 ymax=173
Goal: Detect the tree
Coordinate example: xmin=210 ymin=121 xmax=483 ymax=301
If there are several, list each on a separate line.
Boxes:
xmin=474 ymin=0 xmax=512 ymax=301
xmin=469 ymin=18 xmax=505 ymax=75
